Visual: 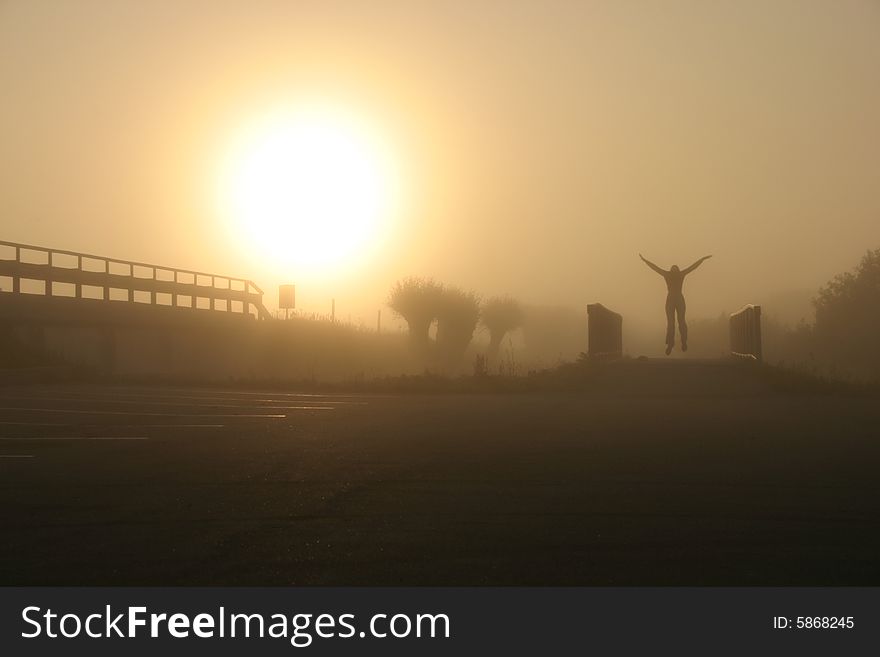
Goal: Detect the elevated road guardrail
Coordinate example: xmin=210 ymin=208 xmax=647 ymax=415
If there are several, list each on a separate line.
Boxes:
xmin=0 ymin=240 xmax=271 ymax=321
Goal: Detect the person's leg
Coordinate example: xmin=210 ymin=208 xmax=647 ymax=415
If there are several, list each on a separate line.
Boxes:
xmin=678 ymin=297 xmax=688 ymax=351
xmin=665 ymin=297 xmax=675 ymax=355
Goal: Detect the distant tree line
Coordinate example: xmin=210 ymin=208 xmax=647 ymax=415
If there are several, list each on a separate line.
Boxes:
xmin=685 ymin=248 xmax=880 ymax=382
xmin=806 ymin=248 xmax=880 ymax=380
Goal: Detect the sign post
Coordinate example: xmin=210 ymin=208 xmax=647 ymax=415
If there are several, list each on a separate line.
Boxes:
xmin=279 ymin=284 xmax=296 ymax=320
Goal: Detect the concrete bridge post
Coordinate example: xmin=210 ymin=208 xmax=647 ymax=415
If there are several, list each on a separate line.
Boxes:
xmin=46 ymin=251 xmax=53 ymax=297
xmin=12 ymin=246 xmax=20 ymax=294
xmin=102 ymin=259 xmax=108 ymax=301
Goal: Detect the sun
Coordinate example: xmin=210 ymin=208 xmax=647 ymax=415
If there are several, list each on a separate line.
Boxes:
xmin=219 ymin=104 xmax=397 ymax=273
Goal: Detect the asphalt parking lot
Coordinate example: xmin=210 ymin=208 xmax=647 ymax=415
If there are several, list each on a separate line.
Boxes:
xmin=1 ymin=382 xmax=879 ymax=585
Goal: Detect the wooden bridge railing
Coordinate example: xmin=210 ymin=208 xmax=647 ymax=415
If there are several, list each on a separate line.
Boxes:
xmin=730 ymin=304 xmax=762 ymax=362
xmin=0 ymin=240 xmax=271 ymax=320
xmin=587 ymin=303 xmax=623 ymax=359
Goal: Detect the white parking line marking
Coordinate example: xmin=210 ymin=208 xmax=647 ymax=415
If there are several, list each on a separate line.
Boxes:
xmin=103 ymin=424 xmax=225 ymax=428
xmin=0 ymin=436 xmax=149 ymax=441
xmin=1 ymin=395 xmax=363 ymax=409
xmin=0 ymin=421 xmax=224 ymax=428
xmin=0 ymin=454 xmax=35 ymax=458
xmin=0 ymin=407 xmax=330 ymax=417
xmin=152 ymin=387 xmax=376 ymax=397
xmin=44 ymin=387 xmax=390 ymax=400
xmin=0 ymin=421 xmax=64 ymax=426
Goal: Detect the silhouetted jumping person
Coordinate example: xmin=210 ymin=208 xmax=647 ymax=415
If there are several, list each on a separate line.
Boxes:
xmin=639 ymin=253 xmax=712 ymax=355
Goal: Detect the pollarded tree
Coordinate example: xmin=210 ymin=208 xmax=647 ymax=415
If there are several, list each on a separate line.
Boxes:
xmin=388 ymin=277 xmax=444 ymax=360
xmin=481 ymin=296 xmax=523 ymax=364
xmin=436 ymin=286 xmax=481 ymax=370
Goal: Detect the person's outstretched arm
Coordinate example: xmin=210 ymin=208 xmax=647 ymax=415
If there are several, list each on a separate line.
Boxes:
xmin=682 ymin=255 xmax=712 ymax=275
xmin=639 ymin=253 xmax=667 ymax=276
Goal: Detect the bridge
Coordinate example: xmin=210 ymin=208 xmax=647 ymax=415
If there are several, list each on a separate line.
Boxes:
xmin=0 ymin=240 xmax=277 ymax=378
xmin=0 ymin=240 xmax=270 ymax=321
xmin=1 ymin=239 xmax=764 ymax=379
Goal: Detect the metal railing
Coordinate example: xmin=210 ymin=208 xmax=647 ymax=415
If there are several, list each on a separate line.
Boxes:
xmin=587 ymin=303 xmax=623 ymax=359
xmin=729 ymin=304 xmax=762 ymax=362
xmin=0 ymin=240 xmax=270 ymax=320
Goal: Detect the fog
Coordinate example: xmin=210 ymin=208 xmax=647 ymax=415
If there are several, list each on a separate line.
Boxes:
xmin=2 ymin=0 xmax=879 ymax=346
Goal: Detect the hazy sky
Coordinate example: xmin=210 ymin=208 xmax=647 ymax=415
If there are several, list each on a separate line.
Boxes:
xmin=2 ymin=0 xmax=878 ymax=328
